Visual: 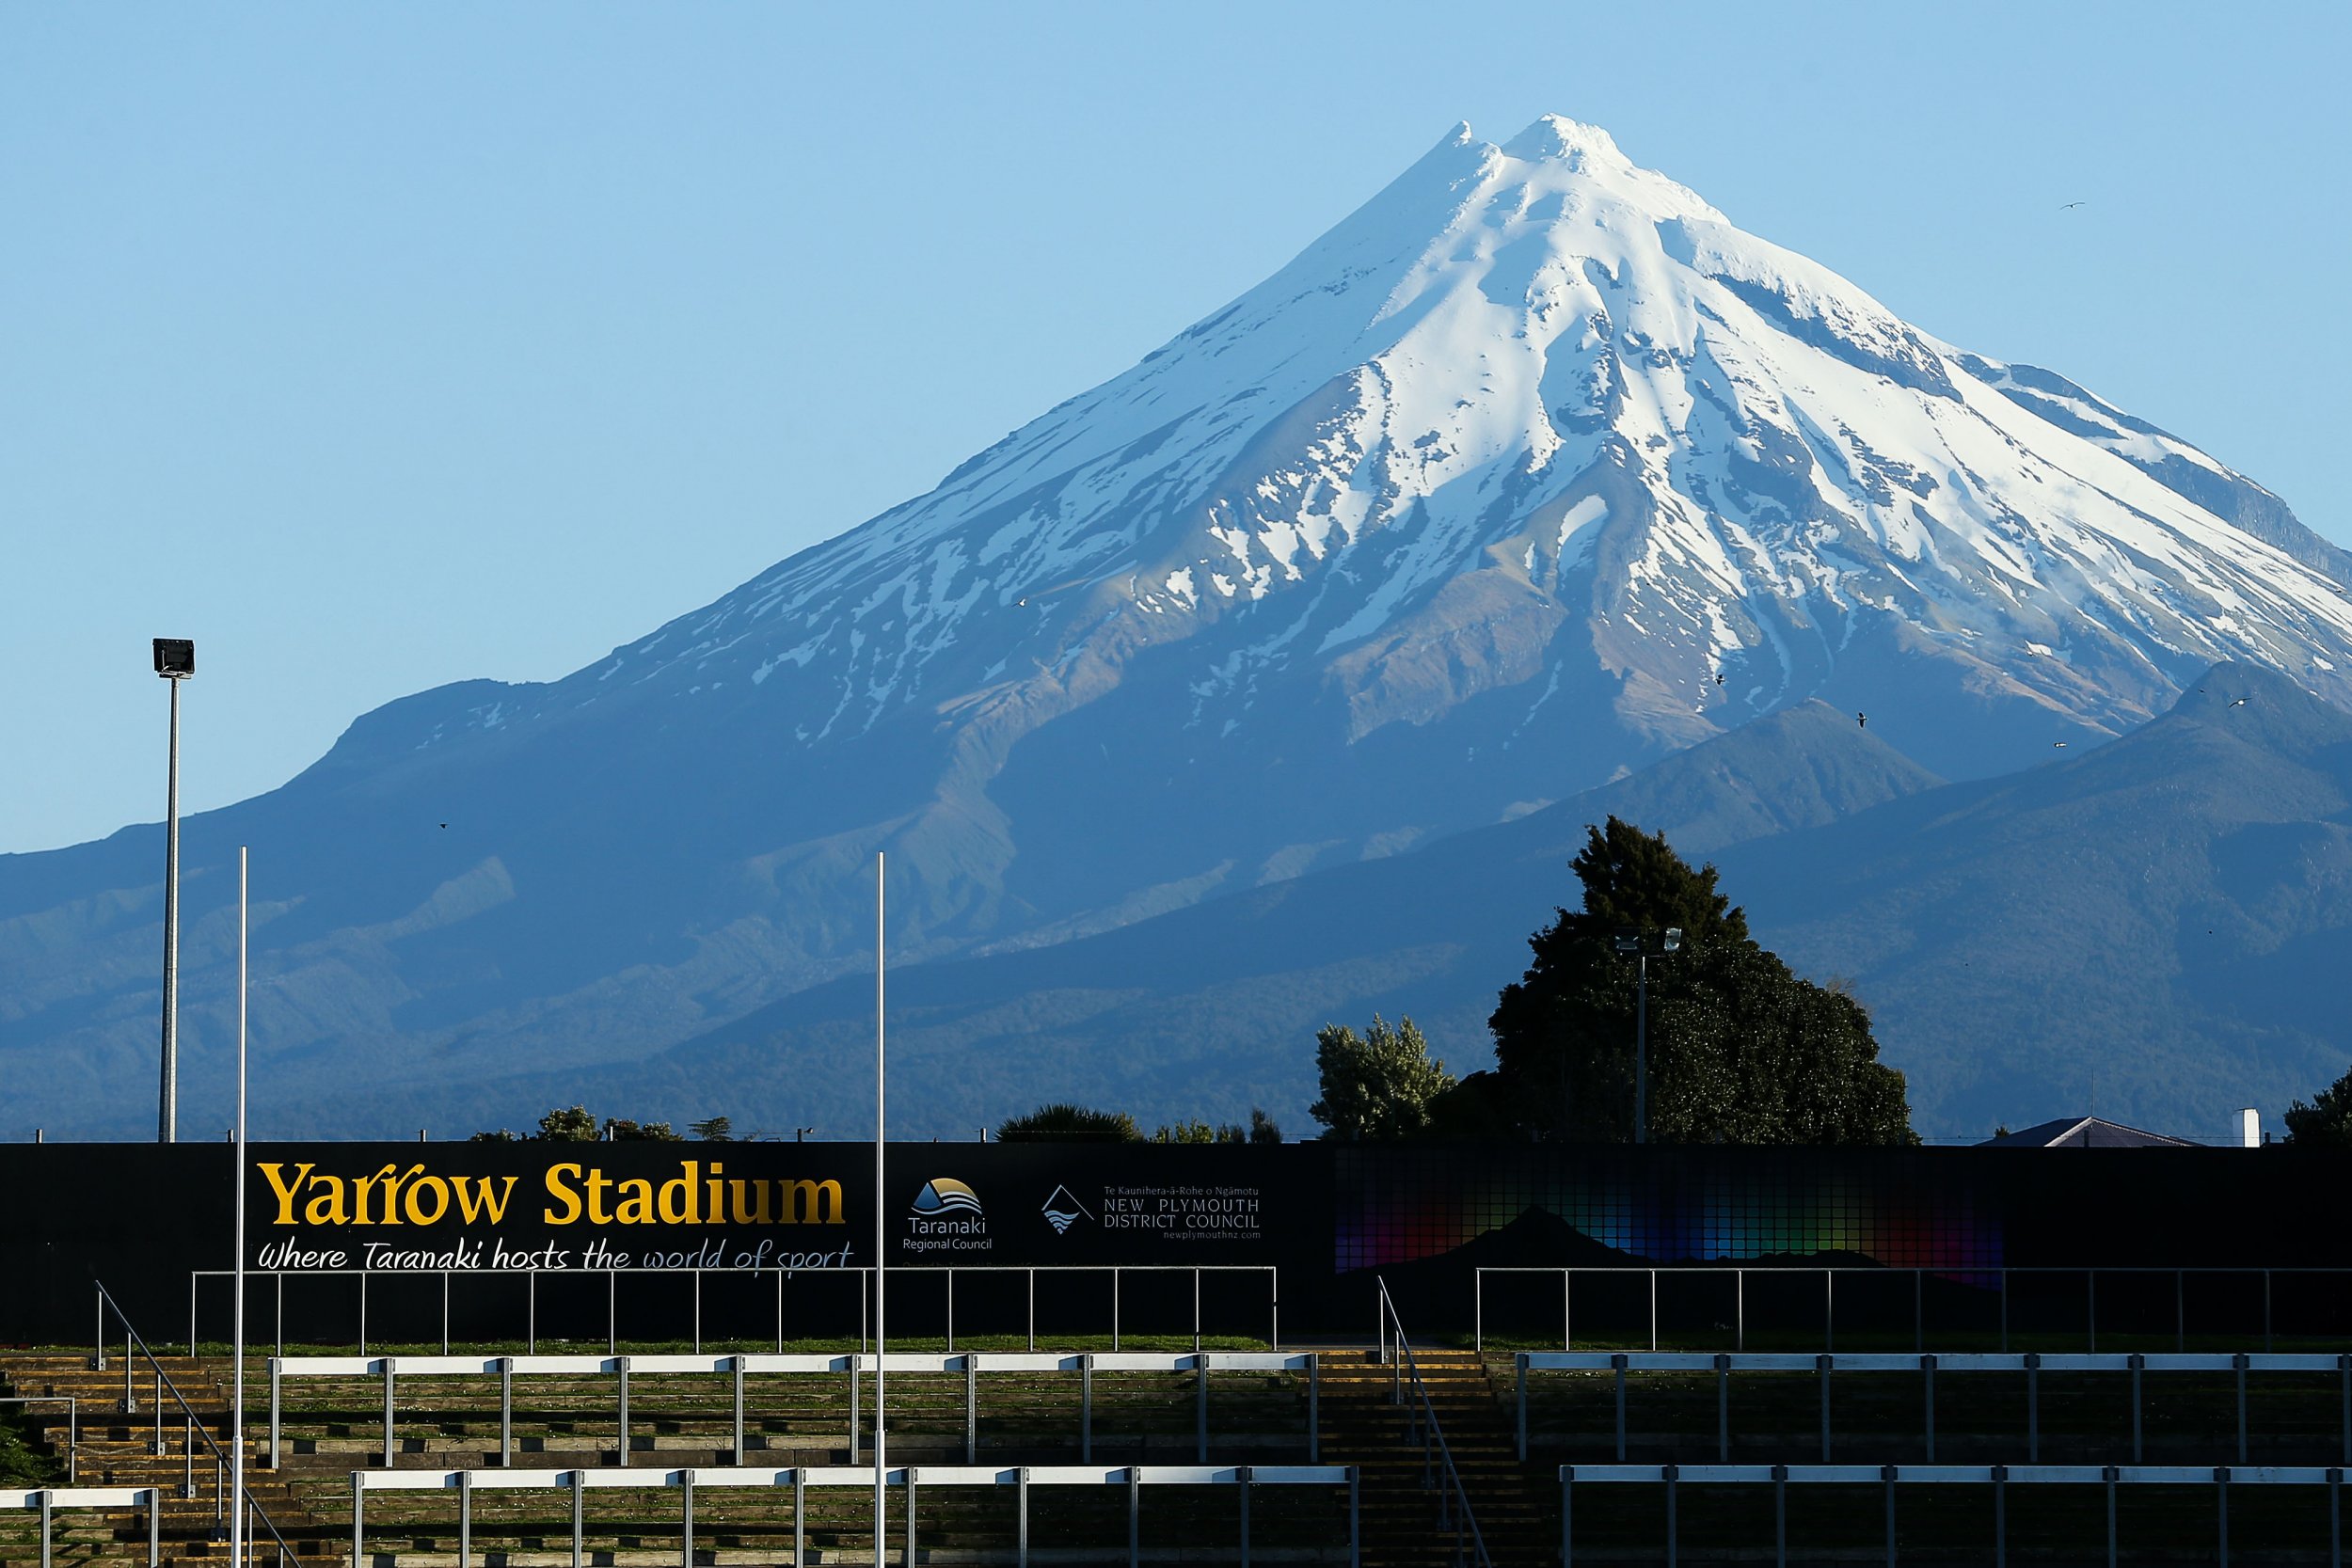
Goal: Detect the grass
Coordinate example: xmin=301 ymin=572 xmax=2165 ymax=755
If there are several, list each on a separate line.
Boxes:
xmin=0 ymin=1407 xmax=63 ymax=1485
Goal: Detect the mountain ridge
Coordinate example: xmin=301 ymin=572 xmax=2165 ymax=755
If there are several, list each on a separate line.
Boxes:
xmin=1719 ymin=660 xmax=2352 ymax=1135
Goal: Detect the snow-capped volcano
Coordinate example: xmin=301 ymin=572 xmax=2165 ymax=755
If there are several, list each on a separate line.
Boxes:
xmin=8 ymin=116 xmax=2351 ymax=1136
xmin=495 ymin=115 xmax=2352 ymax=783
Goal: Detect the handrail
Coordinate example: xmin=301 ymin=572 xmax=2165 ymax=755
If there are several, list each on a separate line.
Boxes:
xmin=95 ymin=1280 xmax=306 ymax=1568
xmin=1471 ymin=1262 xmax=2334 ymax=1354
xmin=190 ymin=1261 xmax=1282 ymax=1356
xmin=1375 ymin=1279 xmax=1491 ymax=1568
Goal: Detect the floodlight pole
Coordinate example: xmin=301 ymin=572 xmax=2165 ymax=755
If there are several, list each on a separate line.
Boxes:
xmin=873 ymin=851 xmax=887 ymax=1563
xmin=155 ymin=642 xmax=194 ymax=1143
xmin=230 ymin=847 xmax=247 ymax=1568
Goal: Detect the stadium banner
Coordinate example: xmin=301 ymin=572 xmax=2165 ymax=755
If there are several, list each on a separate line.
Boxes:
xmin=239 ymin=1141 xmax=1320 ymax=1275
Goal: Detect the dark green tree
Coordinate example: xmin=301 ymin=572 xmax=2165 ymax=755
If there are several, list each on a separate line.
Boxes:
xmin=1422 ymin=1071 xmax=1516 ymax=1141
xmin=2284 ymin=1064 xmax=2352 ymax=1146
xmin=997 ymin=1104 xmax=1143 ymax=1143
xmin=1490 ymin=816 xmax=1914 ymax=1145
xmin=1248 ymin=1107 xmax=1284 ymax=1145
xmin=689 ymin=1116 xmax=735 ymax=1142
xmin=1310 ymin=1015 xmax=1455 ymax=1141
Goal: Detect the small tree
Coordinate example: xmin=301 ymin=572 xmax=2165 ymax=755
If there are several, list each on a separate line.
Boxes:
xmin=536 ymin=1105 xmax=598 ymax=1142
xmin=1248 ymin=1107 xmax=1284 ymax=1145
xmin=1310 ymin=1015 xmax=1454 ymax=1141
xmin=997 ymin=1104 xmax=1143 ymax=1143
xmin=690 ymin=1116 xmax=734 ymax=1142
xmin=1152 ymin=1119 xmax=1220 ymax=1145
xmin=2285 ymin=1065 xmax=2352 ymax=1147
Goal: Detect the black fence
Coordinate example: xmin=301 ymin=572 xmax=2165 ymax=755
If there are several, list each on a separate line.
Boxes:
xmin=6 ymin=1141 xmax=2352 ymax=1346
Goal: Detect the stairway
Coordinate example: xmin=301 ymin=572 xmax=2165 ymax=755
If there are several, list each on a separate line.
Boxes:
xmin=1 ymin=1354 xmax=335 ymax=1568
xmin=1316 ymin=1350 xmax=1551 ymax=1568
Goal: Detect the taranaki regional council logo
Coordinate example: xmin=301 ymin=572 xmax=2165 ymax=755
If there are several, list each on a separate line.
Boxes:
xmin=910 ymin=1178 xmax=984 ymax=1216
xmin=1040 ymin=1184 xmax=1093 ymax=1235
xmin=903 ymin=1177 xmax=990 ymax=1254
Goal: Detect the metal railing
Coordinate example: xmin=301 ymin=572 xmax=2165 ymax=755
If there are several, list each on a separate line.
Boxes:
xmin=93 ymin=1280 xmax=304 ymax=1568
xmin=349 ymin=1462 xmax=1361 ymax=1568
xmin=1375 ymin=1278 xmax=1490 ymax=1568
xmin=2 ymin=1486 xmax=164 ymax=1568
xmin=1558 ymin=1463 xmax=2349 ymax=1568
xmin=266 ymin=1350 xmax=1319 ymax=1469
xmin=192 ymin=1263 xmax=1281 ymax=1354
xmin=1474 ymin=1264 xmax=2352 ymax=1353
xmin=0 ymin=1398 xmax=76 ymax=1482
xmin=1515 ymin=1350 xmax=2352 ymax=1465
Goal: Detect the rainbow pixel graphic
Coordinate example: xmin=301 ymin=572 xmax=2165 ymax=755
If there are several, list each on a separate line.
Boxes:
xmin=1333 ymin=1149 xmax=2002 ymax=1275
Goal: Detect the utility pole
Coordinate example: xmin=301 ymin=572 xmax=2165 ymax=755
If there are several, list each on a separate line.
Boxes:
xmin=153 ymin=638 xmax=196 ymax=1143
xmin=1636 ymin=948 xmax=1649 ymax=1143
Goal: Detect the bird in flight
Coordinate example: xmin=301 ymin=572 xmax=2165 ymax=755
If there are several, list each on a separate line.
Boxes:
xmin=2053 ymin=741 xmax=2068 ymax=749
xmin=2061 ymin=200 xmax=2086 ymax=210
xmin=1714 ymin=673 xmax=1724 ymax=685
xmin=2229 ymin=697 xmax=2249 ymax=707
xmin=1857 ymin=712 xmax=1867 ymax=728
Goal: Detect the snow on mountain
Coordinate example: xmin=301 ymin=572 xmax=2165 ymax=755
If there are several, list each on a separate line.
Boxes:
xmin=414 ymin=116 xmax=2352 ymax=784
xmin=8 ymin=115 xmax=2352 ymax=1136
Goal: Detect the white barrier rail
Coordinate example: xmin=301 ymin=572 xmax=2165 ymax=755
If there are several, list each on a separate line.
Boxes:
xmin=1556 ymin=1463 xmax=2348 ymax=1568
xmin=2 ymin=1487 xmax=164 ymax=1568
xmin=348 ymin=1463 xmax=1360 ymax=1568
xmin=1514 ymin=1350 xmax=2352 ymax=1465
xmin=270 ymin=1352 xmax=1322 ymax=1470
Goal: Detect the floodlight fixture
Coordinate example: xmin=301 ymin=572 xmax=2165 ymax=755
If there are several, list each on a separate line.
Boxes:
xmin=153 ymin=638 xmax=195 ymax=677
xmin=1613 ymin=927 xmax=1641 ymax=954
xmin=1663 ymin=927 xmax=1684 ymax=953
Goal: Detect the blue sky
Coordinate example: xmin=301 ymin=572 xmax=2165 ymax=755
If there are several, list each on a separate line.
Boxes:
xmin=4 ymin=2 xmax=2345 ymax=853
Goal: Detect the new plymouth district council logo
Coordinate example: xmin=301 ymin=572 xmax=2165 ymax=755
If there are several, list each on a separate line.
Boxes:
xmin=1040 ymin=1184 xmax=1092 ymax=1235
xmin=911 ymin=1178 xmax=984 ymax=1216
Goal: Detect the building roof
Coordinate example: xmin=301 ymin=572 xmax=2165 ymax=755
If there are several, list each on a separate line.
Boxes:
xmin=1977 ymin=1115 xmax=2197 ymax=1148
